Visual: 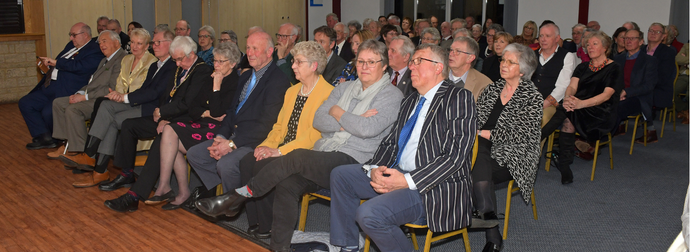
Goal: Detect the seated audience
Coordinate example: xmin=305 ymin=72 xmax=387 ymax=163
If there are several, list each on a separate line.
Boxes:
xmin=327 ymin=44 xmax=476 ymax=252
xmin=335 ymin=30 xmax=374 ymax=85
xmin=665 ymin=25 xmax=683 ymax=53
xmin=363 ymin=18 xmax=381 ymax=40
xmin=175 ymin=19 xmax=202 ymax=52
xmin=450 ymin=18 xmax=468 ymax=37
xmin=347 ymin=20 xmax=362 ymax=39
xmin=483 ymin=18 xmax=494 ymax=35
xmin=326 ymin=13 xmax=338 ymax=28
xmin=675 ymin=43 xmax=689 ymax=124
xmin=19 ymin=22 xmax=103 ymax=150
xmin=334 ymin=22 xmax=355 ymax=62
xmin=563 ymin=24 xmax=585 ymax=54
xmin=420 ymin=27 xmax=441 ymax=45
xmin=387 ymin=15 xmax=401 ymax=26
xmin=543 ymin=30 xmax=623 ymax=184
xmin=448 ymin=36 xmax=492 ymax=100
xmin=313 ymin=26 xmax=347 ymax=85
xmin=96 ymin=16 xmax=108 ymax=34
xmin=127 ymin=21 xmax=143 ymax=36
xmin=623 ymin=21 xmax=640 ymax=31
xmin=410 ymin=18 xmax=430 ymax=45
xmin=514 ymin=20 xmax=537 ymax=46
xmin=466 ymin=16 xmax=476 ymax=29
xmin=472 ymin=43 xmax=541 ymax=252
xmin=380 ymin=24 xmax=399 ymax=47
xmin=578 ymin=28 xmax=595 ymax=63
xmin=430 ymin=15 xmax=439 ymax=28
xmin=274 ymin=23 xmax=300 ymax=85
xmin=378 ymin=15 xmax=388 ymax=26
xmin=482 ymin=31 xmax=513 ymax=82
xmin=440 ymin=21 xmax=452 ymax=41
xmin=472 ymin=24 xmax=485 ymax=43
xmin=107 ymin=19 xmax=130 ymax=51
xmin=387 ymin=35 xmax=416 ymax=96
xmin=401 ymin=17 xmax=414 ymax=37
xmin=84 ymin=30 xmax=177 ymax=191
xmin=483 ymin=24 xmax=505 ymax=58
xmin=610 ymin=27 xmax=628 ymax=59
xmin=197 ymin=25 xmax=216 ymax=66
xmin=587 ymin=21 xmax=601 ymax=31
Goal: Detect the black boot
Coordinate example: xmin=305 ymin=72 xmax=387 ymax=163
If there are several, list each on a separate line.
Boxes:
xmin=83 ymin=136 xmax=102 ymax=157
xmin=471 ymin=181 xmax=500 ymax=228
xmin=557 ymin=132 xmax=575 ymax=184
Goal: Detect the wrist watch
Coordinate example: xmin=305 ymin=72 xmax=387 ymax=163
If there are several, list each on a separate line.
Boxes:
xmin=228 ymin=140 xmax=237 ymax=150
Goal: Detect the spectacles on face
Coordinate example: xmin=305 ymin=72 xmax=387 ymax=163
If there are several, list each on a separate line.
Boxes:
xmin=276 ymin=33 xmax=293 ymax=39
xmin=624 ymin=37 xmax=641 ymax=41
xmin=219 ymin=38 xmax=232 ymax=43
xmin=290 ymin=58 xmax=311 ymax=67
xmin=172 ymin=55 xmax=187 ymax=62
xmin=69 ymin=32 xmax=84 ymax=37
xmin=648 ymin=29 xmax=663 ymax=35
xmin=500 ymin=58 xmax=519 ymax=66
xmin=213 ymin=59 xmax=229 ymax=64
xmin=448 ymin=48 xmax=473 ymax=56
xmin=355 ymin=59 xmax=383 ymax=68
xmin=486 ymin=33 xmax=495 ymax=38
xmin=150 ymin=40 xmax=171 ymax=46
xmin=174 ymin=28 xmax=187 ymax=32
xmin=199 ymin=35 xmax=212 ymax=39
xmin=408 ymin=57 xmax=440 ymax=66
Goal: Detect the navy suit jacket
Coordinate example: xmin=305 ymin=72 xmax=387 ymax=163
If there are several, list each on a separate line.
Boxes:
xmin=643 ymin=44 xmax=678 ymax=108
xmin=366 ymin=80 xmax=477 ymax=232
xmin=614 ymin=52 xmax=658 ymax=119
xmin=216 ymin=61 xmax=290 ymax=148
xmin=339 ymin=41 xmax=356 ymax=63
xmin=158 ymin=58 xmax=213 ymax=121
xmin=32 ymin=40 xmax=104 ymax=98
xmin=562 ymin=40 xmax=578 ymax=53
xmin=128 ymin=58 xmax=177 ymax=117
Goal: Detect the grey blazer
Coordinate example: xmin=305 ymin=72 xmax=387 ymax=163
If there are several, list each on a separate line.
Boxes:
xmin=322 ymin=54 xmax=348 ymax=85
xmin=78 ymin=49 xmax=127 ymax=99
xmin=387 ymin=67 xmax=415 ymax=97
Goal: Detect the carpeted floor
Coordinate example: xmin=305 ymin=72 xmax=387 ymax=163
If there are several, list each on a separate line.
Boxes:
xmin=186 ymin=118 xmax=689 ymax=252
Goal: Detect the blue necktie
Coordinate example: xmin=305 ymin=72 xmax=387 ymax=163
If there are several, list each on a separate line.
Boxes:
xmin=236 ymin=72 xmax=257 ymax=113
xmin=334 ymin=45 xmax=339 ymax=55
xmin=392 ymin=96 xmax=426 ymax=167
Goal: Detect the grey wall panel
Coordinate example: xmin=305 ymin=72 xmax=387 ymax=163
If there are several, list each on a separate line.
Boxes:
xmin=133 ymin=0 xmax=156 ymax=34
xmin=181 ymin=0 xmax=201 ymax=41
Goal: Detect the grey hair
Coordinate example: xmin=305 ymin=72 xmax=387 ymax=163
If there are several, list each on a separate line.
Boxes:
xmin=348 ymin=20 xmax=362 ymax=31
xmin=357 ymin=39 xmax=389 ymax=68
xmin=335 ymin=22 xmax=349 ymax=35
xmin=161 ymin=29 xmax=175 ymax=41
xmin=81 ymin=24 xmax=93 ymax=37
xmin=487 ymin=24 xmax=505 ymax=33
xmin=649 ymin=22 xmax=666 ymax=31
xmin=99 ymin=30 xmax=121 ymax=45
xmin=415 ymin=44 xmax=449 ymax=78
xmin=453 ymin=28 xmax=470 ymax=38
xmin=417 ymin=18 xmax=430 ymax=27
xmin=290 ymin=41 xmax=328 ymax=74
xmin=221 ymin=30 xmax=238 ymax=44
xmin=540 ymin=23 xmax=560 ymax=36
xmin=503 ymin=43 xmax=538 ymax=80
xmin=624 ymin=21 xmax=640 ymax=30
xmin=97 ymin=16 xmax=109 ymax=22
xmin=395 ymin=25 xmax=402 ymax=35
xmin=326 ymin=13 xmax=339 ymax=22
xmin=421 ymin=27 xmax=441 ymax=43
xmin=572 ymin=23 xmax=586 ymax=31
xmin=363 ymin=18 xmax=377 ymax=28
xmin=453 ymin=36 xmax=479 ymax=66
xmin=213 ymin=42 xmax=242 ymax=65
xmin=450 ymin=18 xmax=467 ymax=28
xmin=198 ymin=25 xmax=216 ymax=41
xmin=129 ymin=28 xmax=152 ymax=45
xmin=154 ymin=24 xmax=170 ymax=34
xmin=170 ymin=36 xmax=197 ymax=56
xmin=281 ymin=23 xmax=299 ymax=36
xmin=390 ymin=35 xmax=415 ymax=63
xmin=388 ymin=15 xmax=400 ymax=24
xmin=107 ymin=19 xmax=121 ymax=28
xmin=471 ymin=24 xmax=482 ymax=30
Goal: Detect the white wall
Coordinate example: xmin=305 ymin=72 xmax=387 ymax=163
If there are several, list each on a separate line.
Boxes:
xmin=517 ymin=0 xmax=579 ymax=38
xmin=340 ymin=0 xmax=384 ymax=28
xmin=307 ymin=0 xmax=333 ymax=41
xmin=589 ymin=0 xmax=672 ymax=41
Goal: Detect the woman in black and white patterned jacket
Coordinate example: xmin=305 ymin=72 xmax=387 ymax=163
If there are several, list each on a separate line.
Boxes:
xmin=471 ymin=43 xmax=542 ymax=252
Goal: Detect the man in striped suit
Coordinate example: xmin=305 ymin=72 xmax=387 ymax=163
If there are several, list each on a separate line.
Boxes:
xmin=329 ymin=44 xmax=477 ymax=252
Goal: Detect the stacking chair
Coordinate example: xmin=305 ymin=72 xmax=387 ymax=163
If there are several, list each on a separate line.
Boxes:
xmin=544 ymin=130 xmax=613 ymax=181
xmin=626 ymin=114 xmax=647 ymax=154
xmin=502 ymin=180 xmax=537 ymax=240
xmin=661 ymin=61 xmax=681 ymax=136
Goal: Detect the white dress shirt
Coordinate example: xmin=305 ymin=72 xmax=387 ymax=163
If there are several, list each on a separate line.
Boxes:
xmin=449 ymin=69 xmax=469 ymax=85
xmin=538 ymin=46 xmax=576 ymax=102
xmin=124 ymin=56 xmax=170 ymax=104
xmin=52 ymin=40 xmax=92 ymax=81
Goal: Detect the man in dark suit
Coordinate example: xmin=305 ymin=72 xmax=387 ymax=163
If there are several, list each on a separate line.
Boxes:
xmin=410 ymin=19 xmax=430 ymax=46
xmin=636 ymin=23 xmax=678 ymax=143
xmin=329 ymin=44 xmax=477 ymax=252
xmin=387 ymin=36 xmax=415 ymax=96
xmin=313 ymin=26 xmax=347 ymax=85
xmin=334 ymin=22 xmax=355 ymax=62
xmin=103 ymin=36 xmax=215 ymax=212
xmin=75 ymin=30 xmax=176 ymax=190
xmin=53 ymin=30 xmax=126 ymax=169
xmin=614 ymin=29 xmax=657 ymax=136
xmin=106 ymin=19 xmax=130 ymax=51
xmin=19 ymin=22 xmax=104 ymax=150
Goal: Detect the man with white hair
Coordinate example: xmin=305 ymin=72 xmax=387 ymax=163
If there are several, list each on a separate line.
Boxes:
xmin=334 ymin=22 xmax=355 ymax=62
xmin=563 ymin=23 xmax=585 ymax=53
xmin=387 ymin=15 xmax=401 ymax=26
xmin=440 ymin=21 xmax=451 ymax=40
xmin=274 ymin=23 xmax=300 ymax=84
xmin=326 ymin=13 xmax=339 ymax=28
xmin=387 ymin=36 xmax=415 ymax=95
xmin=364 ymin=18 xmax=381 ymax=40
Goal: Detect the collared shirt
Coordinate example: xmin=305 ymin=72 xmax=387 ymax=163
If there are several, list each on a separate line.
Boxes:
xmin=124 ymin=56 xmax=170 ymax=104
xmin=449 ymin=69 xmax=469 ymax=86
xmin=646 ymin=44 xmax=659 ymax=56
xmin=538 ymin=46 xmax=577 ymax=102
xmin=627 ymin=50 xmax=641 ymax=60
xmin=78 ymin=48 xmax=122 ymax=100
xmin=399 ymin=81 xmax=443 ymax=190
xmin=335 ymin=39 xmax=346 ymax=56
xmin=52 ymin=40 xmax=92 ymax=80
xmin=240 ymin=59 xmax=272 ymax=102
xmin=392 ymin=66 xmax=408 ymax=84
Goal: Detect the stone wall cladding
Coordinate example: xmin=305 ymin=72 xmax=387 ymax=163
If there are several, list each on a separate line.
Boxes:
xmin=0 ymin=41 xmax=38 ymax=103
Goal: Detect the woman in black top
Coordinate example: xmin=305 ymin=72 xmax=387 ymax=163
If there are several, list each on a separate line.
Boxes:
xmin=482 ymin=31 xmax=514 ymax=82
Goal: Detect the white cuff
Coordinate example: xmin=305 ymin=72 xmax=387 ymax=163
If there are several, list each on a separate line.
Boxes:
xmin=404 ymin=173 xmax=417 ymax=190
xmin=124 ymin=94 xmax=130 ymax=103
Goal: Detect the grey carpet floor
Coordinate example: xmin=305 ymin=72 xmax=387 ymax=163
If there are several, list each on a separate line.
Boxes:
xmin=187 ymin=119 xmax=689 ymax=252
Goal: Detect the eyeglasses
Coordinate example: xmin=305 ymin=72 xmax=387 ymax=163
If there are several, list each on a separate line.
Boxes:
xmin=276 ymin=33 xmax=293 ymax=39
xmin=213 ymin=59 xmax=230 ymax=64
xmin=500 ymin=58 xmax=519 ymax=66
xmin=291 ymin=58 xmax=311 ymax=66
xmin=648 ymin=30 xmax=663 ymax=35
xmin=448 ymin=48 xmax=473 ymax=56
xmin=486 ymin=33 xmax=495 ymax=38
xmin=355 ymin=59 xmax=383 ymax=68
xmin=219 ymin=38 xmax=232 ymax=43
xmin=172 ymin=55 xmax=187 ymax=62
xmin=150 ymin=40 xmax=171 ymax=46
xmin=623 ymin=37 xmax=641 ymax=41
xmin=408 ymin=57 xmax=440 ymax=66
xmin=199 ymin=35 xmax=212 ymax=39
xmin=68 ymin=32 xmax=84 ymax=37
xmin=174 ymin=28 xmax=187 ymax=32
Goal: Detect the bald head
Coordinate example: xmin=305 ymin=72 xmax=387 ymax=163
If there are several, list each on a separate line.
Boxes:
xmin=70 ymin=22 xmax=92 ymax=48
xmin=246 ymin=31 xmax=274 ymax=70
xmin=587 ymin=21 xmax=600 ymax=31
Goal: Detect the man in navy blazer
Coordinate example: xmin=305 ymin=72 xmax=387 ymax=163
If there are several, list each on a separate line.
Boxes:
xmin=19 ymin=22 xmax=104 ymax=149
xmin=184 ymin=31 xmax=290 ymax=200
xmin=329 ymin=44 xmax=477 ymax=252
xmin=614 ymin=29 xmax=658 ymax=135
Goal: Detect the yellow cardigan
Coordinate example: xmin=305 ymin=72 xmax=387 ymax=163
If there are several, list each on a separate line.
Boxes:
xmin=115 ymin=52 xmax=158 ymax=93
xmin=258 ymin=75 xmax=334 ymax=154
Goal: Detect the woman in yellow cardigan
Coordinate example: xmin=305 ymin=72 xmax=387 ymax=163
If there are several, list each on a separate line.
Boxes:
xmin=115 ymin=28 xmax=158 ymax=94
xmin=237 ymin=41 xmax=334 ymax=240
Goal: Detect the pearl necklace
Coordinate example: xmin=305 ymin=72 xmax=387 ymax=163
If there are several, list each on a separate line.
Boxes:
xmin=300 ymin=78 xmax=318 ymax=96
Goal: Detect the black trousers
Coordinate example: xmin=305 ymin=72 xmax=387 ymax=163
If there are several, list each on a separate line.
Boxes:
xmin=129 ymin=135 xmax=163 ymax=200
xmin=471 ymin=138 xmax=512 ymax=184
xmin=239 ymin=153 xmax=279 ymax=234
xmin=113 ymin=116 xmax=158 ymax=172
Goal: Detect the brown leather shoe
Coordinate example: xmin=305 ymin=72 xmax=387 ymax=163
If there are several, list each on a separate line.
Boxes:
xmin=73 ymin=171 xmax=110 ymax=188
xmin=47 ymin=145 xmax=66 ymax=159
xmin=635 ymin=130 xmax=658 ymax=144
xmin=59 ymin=153 xmax=95 ymax=170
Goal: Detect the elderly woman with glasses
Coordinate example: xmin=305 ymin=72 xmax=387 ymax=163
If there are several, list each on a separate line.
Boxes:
xmin=194 ymin=39 xmax=404 ymax=252
xmin=197 ymin=25 xmax=216 ymax=66
xmin=420 ymin=27 xmax=441 ymax=45
xmin=472 ymin=43 xmax=542 ymax=252
xmin=144 ymin=42 xmax=242 ymax=210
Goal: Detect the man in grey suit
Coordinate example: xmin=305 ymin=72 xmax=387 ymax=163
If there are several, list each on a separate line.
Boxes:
xmin=313 ymin=25 xmax=347 ymax=84
xmin=387 ymin=36 xmax=415 ymax=96
xmin=53 ymin=30 xmax=126 ymax=166
xmin=329 ymin=44 xmax=477 ymax=252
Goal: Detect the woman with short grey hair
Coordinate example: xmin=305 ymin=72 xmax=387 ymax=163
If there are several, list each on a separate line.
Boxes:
xmin=420 ymin=27 xmax=441 ymax=45
xmin=197 ymin=25 xmax=216 ymax=66
xmin=347 ymin=20 xmax=362 ymax=39
xmin=472 ymin=43 xmax=542 ymax=252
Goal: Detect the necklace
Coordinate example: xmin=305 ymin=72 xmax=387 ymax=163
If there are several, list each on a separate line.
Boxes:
xmin=300 ymin=78 xmax=318 ymax=96
xmin=502 ymin=83 xmax=516 ymax=99
xmin=589 ymin=59 xmax=608 ymax=72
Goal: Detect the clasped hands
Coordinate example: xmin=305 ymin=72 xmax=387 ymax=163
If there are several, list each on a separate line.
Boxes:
xmin=207 ymin=136 xmax=233 ymax=160
xmin=370 ymin=166 xmax=408 ymax=194
xmin=562 ymin=95 xmax=582 ymax=112
xmin=105 ymin=88 xmax=126 ymax=103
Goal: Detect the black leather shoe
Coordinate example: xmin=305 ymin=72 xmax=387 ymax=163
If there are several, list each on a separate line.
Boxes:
xmin=26 ymin=137 xmax=57 ymax=150
xmin=161 ymin=202 xmax=182 ymax=210
xmin=247 ymin=224 xmax=260 ymax=236
xmin=254 ymin=230 xmax=271 ymax=239
xmin=144 ymin=190 xmax=176 ymax=205
xmin=560 ymin=166 xmax=574 ymax=185
xmin=99 ymin=174 xmax=136 ymax=191
xmin=104 ymin=193 xmax=138 ymax=213
xmin=482 ymin=241 xmax=503 ymax=252
xmin=195 ymin=191 xmax=248 ymax=218
xmin=471 ymin=211 xmax=501 ymax=228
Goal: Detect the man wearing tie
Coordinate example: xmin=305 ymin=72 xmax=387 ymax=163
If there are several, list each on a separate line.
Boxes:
xmin=19 ymin=22 xmax=104 ymax=149
xmin=329 ymin=44 xmax=477 ymax=252
xmin=387 ymin=36 xmax=415 ymax=96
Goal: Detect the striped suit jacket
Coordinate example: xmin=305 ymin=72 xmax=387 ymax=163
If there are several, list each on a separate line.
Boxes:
xmin=366 ymin=80 xmax=477 ymax=232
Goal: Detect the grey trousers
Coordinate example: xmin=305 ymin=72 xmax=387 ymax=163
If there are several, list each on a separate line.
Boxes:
xmin=52 ymin=97 xmax=95 ymax=152
xmin=186 ymin=138 xmax=253 ymax=193
xmin=87 ymin=100 xmax=141 ymax=156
